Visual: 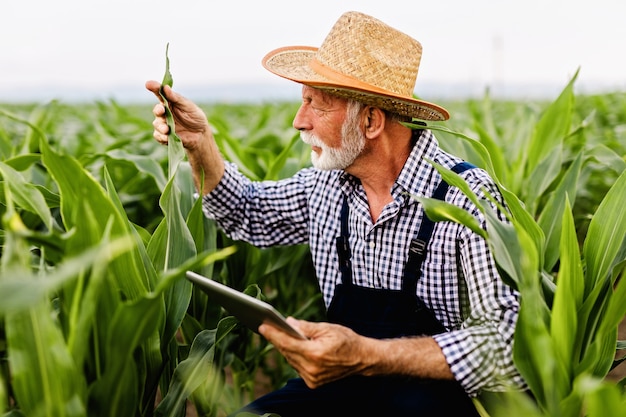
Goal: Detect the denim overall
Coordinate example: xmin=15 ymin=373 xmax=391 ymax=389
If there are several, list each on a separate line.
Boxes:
xmin=235 ymin=162 xmax=479 ymax=416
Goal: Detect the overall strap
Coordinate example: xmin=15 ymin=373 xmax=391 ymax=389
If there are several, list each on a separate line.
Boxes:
xmin=336 ymin=161 xmax=475 ymax=290
xmin=336 ymin=197 xmax=352 ymax=285
xmin=402 ymin=161 xmax=475 ymax=292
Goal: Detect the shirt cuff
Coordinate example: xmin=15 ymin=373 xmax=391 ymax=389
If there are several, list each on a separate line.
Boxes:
xmin=201 ymin=161 xmax=246 ymax=220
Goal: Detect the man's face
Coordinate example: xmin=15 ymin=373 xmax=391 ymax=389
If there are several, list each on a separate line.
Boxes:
xmin=294 ymin=86 xmax=366 ymax=170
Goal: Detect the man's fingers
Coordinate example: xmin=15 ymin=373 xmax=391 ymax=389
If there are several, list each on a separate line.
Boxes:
xmin=152 ymin=127 xmax=169 ymax=145
xmin=151 ymin=106 xmax=170 ymax=145
xmin=152 ymin=103 xmax=166 ymax=117
xmin=152 ymin=116 xmax=169 ymax=133
xmin=153 ymin=132 xmax=168 ymax=145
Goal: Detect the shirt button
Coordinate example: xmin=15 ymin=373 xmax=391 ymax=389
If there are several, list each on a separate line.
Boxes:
xmin=369 ymin=241 xmax=375 ymax=249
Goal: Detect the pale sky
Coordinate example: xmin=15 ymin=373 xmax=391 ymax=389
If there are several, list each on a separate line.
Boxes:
xmin=2 ymin=0 xmax=625 ymax=102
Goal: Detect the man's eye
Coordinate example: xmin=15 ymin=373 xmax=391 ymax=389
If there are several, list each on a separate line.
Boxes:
xmin=312 ymin=107 xmax=326 ymax=116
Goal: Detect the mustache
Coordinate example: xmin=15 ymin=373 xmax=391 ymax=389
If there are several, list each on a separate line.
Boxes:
xmin=300 ymin=131 xmax=324 ymax=147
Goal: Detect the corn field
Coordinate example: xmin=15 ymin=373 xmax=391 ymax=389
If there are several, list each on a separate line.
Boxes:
xmin=0 ymin=71 xmax=625 ymax=416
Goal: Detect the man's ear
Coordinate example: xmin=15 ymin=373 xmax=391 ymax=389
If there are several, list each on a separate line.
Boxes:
xmin=364 ymin=106 xmax=385 ymax=138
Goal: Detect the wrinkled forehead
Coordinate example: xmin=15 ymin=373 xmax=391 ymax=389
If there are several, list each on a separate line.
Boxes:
xmin=301 ymin=85 xmax=351 ymax=107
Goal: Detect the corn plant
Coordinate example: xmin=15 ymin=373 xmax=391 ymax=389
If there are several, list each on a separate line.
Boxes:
xmin=0 ymin=103 xmax=237 ymax=416
xmin=416 ymin=73 xmax=626 ymax=416
xmin=1 ymin=65 xmax=625 ymax=416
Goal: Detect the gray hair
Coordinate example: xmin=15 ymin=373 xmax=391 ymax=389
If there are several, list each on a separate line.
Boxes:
xmin=346 ymin=99 xmax=411 ymax=125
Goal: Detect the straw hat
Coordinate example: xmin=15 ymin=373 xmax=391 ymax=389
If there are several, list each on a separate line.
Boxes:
xmin=262 ymin=11 xmax=449 ymax=121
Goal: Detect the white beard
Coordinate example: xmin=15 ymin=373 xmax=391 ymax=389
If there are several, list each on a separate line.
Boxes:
xmin=300 ymin=115 xmax=366 ymax=170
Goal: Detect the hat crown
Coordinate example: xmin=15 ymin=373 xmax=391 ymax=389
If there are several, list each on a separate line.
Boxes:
xmin=261 ymin=11 xmax=449 ymax=120
xmin=314 ymin=11 xmax=422 ymax=97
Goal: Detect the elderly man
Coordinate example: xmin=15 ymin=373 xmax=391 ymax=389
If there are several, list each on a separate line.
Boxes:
xmin=146 ymin=11 xmax=525 ymax=416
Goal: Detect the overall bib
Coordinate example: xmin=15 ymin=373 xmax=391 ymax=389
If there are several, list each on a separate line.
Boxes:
xmin=235 ymin=162 xmax=480 ymax=416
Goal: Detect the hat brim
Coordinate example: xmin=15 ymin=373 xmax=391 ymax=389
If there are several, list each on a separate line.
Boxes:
xmin=262 ymin=46 xmax=449 ymax=121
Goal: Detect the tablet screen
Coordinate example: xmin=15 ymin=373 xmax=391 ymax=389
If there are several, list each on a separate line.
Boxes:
xmin=186 ymin=271 xmax=307 ymax=340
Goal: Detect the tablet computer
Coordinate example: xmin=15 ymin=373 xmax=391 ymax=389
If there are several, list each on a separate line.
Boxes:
xmin=185 ymin=271 xmax=307 ymax=340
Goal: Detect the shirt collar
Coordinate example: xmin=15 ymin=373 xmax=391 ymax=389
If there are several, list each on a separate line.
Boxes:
xmin=338 ymin=128 xmax=440 ymax=201
xmin=394 ymin=129 xmax=439 ymax=201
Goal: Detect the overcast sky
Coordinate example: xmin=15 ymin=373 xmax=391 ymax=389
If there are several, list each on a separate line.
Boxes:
xmin=2 ymin=0 xmax=625 ymax=102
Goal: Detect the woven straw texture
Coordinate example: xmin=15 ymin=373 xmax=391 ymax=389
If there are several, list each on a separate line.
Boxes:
xmin=262 ymin=11 xmax=449 ymax=121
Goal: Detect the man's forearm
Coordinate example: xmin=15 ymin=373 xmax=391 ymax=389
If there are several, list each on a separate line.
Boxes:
xmin=361 ymin=336 xmax=455 ymax=380
xmin=186 ymin=133 xmax=225 ymax=196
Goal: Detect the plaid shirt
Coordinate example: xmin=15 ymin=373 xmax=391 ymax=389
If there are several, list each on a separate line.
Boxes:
xmin=202 ymin=129 xmax=526 ymax=396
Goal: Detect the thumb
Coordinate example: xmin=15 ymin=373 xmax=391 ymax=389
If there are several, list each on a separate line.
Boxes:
xmin=286 ymin=317 xmax=316 ymax=335
xmin=145 ymin=80 xmax=164 ymax=100
xmin=159 ymin=84 xmax=178 ymax=103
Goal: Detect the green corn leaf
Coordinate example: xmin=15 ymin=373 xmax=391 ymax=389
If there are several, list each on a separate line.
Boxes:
xmin=567 ymin=169 xmax=626 ymax=381
xmin=524 ymin=144 xmax=565 ymax=215
xmin=185 ymin=183 xmax=219 ymax=279
xmin=426 ymin=159 xmax=486 ymax=211
xmin=576 ymin=277 xmax=616 ymax=375
xmin=509 ymin=230 xmax=554 ymax=412
xmin=101 ymin=167 xmax=165 ymax=410
xmin=2 ymin=153 xmax=42 ymax=171
xmin=156 ymin=316 xmax=241 ymax=416
xmin=37 ymin=126 xmax=169 ymax=415
xmin=475 ymin=390 xmax=543 ymax=417
xmin=482 ymin=197 xmax=541 ymax=291
xmin=1 ymin=182 xmax=87 ymax=417
xmin=470 ymin=115 xmax=509 ymax=186
xmin=88 ymin=293 xmax=164 ymax=417
xmin=103 ymin=167 xmax=160 ymax=291
xmin=147 ymin=217 xmax=169 ymax=271
xmin=0 ymin=208 xmax=68 ymax=266
xmin=499 ymin=186 xmax=547 ymax=273
xmin=489 ymin=205 xmax=552 ymax=408
xmin=193 ymin=317 xmax=241 ymax=410
xmin=550 ymin=197 xmax=583 ymax=388
xmin=422 ymin=124 xmax=502 ymax=182
xmin=264 ymin=132 xmax=300 ymax=181
xmin=525 ymin=68 xmax=578 ymax=177
xmin=153 ymin=246 xmax=238 ymax=296
xmin=158 ymin=43 xmax=185 ymax=180
xmin=421 ymin=127 xmax=548 ymax=264
xmin=414 ymin=197 xmax=486 ymax=239
xmin=0 ymin=106 xmax=49 ymax=155
xmin=215 ymin=130 xmax=262 ymax=181
xmin=0 ymin=373 xmax=5 ymax=415
xmin=161 ymin=43 xmax=173 ymax=89
xmin=39 ymin=128 xmax=151 ymax=299
xmin=154 ymin=329 xmax=219 ymax=416
xmin=0 ymin=236 xmax=133 ymax=315
xmin=153 ymin=45 xmax=200 ymax=350
xmin=513 ymin=270 xmax=553 ymax=411
xmin=583 ymin=167 xmax=626 ymax=288
xmin=0 ymin=161 xmax=53 ymax=230
xmin=586 ymin=143 xmax=626 ymax=175
xmin=537 ymin=152 xmax=583 ymax=272
xmin=576 ymin=376 xmax=626 ymax=417
xmin=579 ymin=259 xmax=626 ymax=378
xmin=7 ymin=303 xmax=87 ymax=417
xmin=601 ymin=259 xmax=626 ymax=343
xmin=440 ymin=128 xmax=548 ymax=266
xmin=104 ymin=149 xmax=168 ymax=191
xmin=158 ymin=175 xmax=196 ymax=338
xmin=587 ymin=328 xmax=621 ymax=378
